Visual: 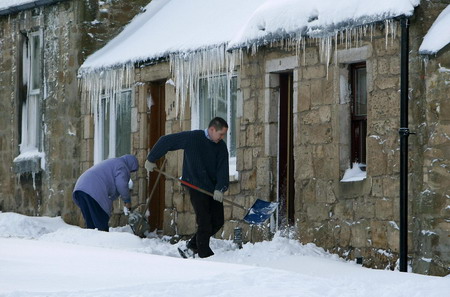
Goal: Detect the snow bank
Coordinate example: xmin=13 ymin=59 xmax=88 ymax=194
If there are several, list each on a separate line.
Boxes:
xmin=1 ymin=212 xmax=449 ymax=297
xmin=0 ymin=212 xmax=72 ymax=239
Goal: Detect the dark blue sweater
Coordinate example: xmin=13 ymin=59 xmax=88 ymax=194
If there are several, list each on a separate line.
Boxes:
xmin=147 ymin=130 xmax=229 ymax=194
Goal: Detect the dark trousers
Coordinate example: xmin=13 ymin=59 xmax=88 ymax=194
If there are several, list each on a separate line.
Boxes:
xmin=73 ymin=191 xmax=110 ymax=231
xmin=188 ymin=188 xmax=224 ymax=258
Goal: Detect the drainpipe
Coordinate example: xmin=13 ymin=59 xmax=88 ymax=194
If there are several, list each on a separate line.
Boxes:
xmin=399 ymin=16 xmax=412 ymax=273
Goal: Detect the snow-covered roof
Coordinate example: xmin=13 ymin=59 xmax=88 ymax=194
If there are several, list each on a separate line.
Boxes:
xmin=419 ymin=4 xmax=450 ymax=55
xmin=80 ymin=0 xmax=420 ymax=74
xmin=229 ymin=0 xmax=419 ymax=49
xmin=0 ymin=0 xmax=66 ymax=15
xmin=79 ymin=0 xmax=266 ymax=73
xmin=0 ymin=0 xmax=36 ymax=10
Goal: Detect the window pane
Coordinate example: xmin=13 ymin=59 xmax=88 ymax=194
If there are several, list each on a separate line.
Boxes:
xmin=101 ymin=98 xmax=110 ymax=159
xmin=355 ymin=68 xmax=367 ymax=116
xmin=199 ymin=78 xmax=212 ymax=129
xmin=198 ymin=75 xmax=237 ymax=158
xmin=116 ymin=91 xmax=131 ymax=156
xmin=31 ymin=34 xmax=41 ymax=91
xmin=229 ymin=77 xmax=237 ymax=158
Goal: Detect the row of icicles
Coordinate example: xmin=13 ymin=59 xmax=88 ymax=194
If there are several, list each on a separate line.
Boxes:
xmin=79 ymin=19 xmax=399 ymax=120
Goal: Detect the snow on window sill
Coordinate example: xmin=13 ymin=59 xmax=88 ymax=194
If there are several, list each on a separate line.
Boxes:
xmin=229 ymin=157 xmax=239 ymax=182
xmin=13 ymin=150 xmax=45 ymax=174
xmin=340 ymin=162 xmax=367 ymax=183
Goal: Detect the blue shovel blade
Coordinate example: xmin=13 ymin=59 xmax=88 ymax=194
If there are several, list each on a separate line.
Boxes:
xmin=243 ymin=199 xmax=278 ymax=224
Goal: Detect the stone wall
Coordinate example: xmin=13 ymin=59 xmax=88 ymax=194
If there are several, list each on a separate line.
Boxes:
xmin=228 ymin=2 xmax=449 ymax=275
xmin=0 ymin=1 xmax=83 ymax=223
xmin=411 ymin=0 xmax=450 ymax=276
xmin=0 ymin=0 xmax=151 ymax=227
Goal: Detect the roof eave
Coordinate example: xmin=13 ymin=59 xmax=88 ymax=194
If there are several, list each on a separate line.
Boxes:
xmin=0 ymin=0 xmax=70 ymax=16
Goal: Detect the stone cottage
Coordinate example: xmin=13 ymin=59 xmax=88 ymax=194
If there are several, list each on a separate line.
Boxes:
xmin=78 ymin=0 xmax=450 ymax=276
xmin=1 ymin=0 xmax=448 ymax=277
xmin=0 ymin=0 xmax=151 ymax=224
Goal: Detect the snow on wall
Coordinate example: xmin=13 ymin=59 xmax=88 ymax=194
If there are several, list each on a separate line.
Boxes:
xmin=419 ymin=4 xmax=450 ymax=55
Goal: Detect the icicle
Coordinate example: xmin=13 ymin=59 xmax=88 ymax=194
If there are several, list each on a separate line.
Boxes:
xmin=335 ymin=32 xmax=338 ymax=67
xmin=78 ymin=63 xmax=134 ymax=163
xmin=169 ymin=44 xmax=237 ymax=120
xmin=385 ymin=20 xmax=389 ymax=49
xmin=79 ymin=63 xmax=134 ymax=115
xmin=32 ymin=172 xmax=36 ymax=191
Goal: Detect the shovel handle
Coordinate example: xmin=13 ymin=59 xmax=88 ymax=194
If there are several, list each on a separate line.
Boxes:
xmin=154 ymin=168 xmax=246 ymax=210
xmin=141 ymin=159 xmax=167 ymax=215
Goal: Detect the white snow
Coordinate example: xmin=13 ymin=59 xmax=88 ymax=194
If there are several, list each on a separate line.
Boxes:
xmin=229 ymin=0 xmax=419 ymax=48
xmin=0 ymin=0 xmax=35 ymax=11
xmin=1 ymin=212 xmax=449 ymax=297
xmin=79 ymin=0 xmax=420 ymax=73
xmin=419 ymin=5 xmax=450 ymax=55
xmin=79 ymin=0 xmax=266 ymax=73
xmin=340 ymin=162 xmax=367 ymax=182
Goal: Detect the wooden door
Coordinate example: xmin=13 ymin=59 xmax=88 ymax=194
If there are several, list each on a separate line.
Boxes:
xmin=147 ymin=81 xmax=166 ymax=232
xmin=278 ymin=72 xmax=295 ymax=226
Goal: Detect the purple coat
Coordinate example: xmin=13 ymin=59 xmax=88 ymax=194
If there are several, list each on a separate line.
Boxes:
xmin=73 ymin=154 xmax=139 ymax=216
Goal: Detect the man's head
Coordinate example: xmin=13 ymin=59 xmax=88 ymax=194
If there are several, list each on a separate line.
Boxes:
xmin=207 ymin=117 xmax=228 ymax=143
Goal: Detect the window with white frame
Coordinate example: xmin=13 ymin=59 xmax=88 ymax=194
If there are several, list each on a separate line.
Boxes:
xmin=196 ymin=75 xmax=237 ymax=175
xmin=95 ymin=89 xmax=132 ymax=162
xmin=19 ymin=31 xmax=42 ymax=156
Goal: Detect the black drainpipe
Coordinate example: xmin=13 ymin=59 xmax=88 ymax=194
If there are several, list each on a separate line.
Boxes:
xmin=399 ymin=16 xmax=412 ymax=273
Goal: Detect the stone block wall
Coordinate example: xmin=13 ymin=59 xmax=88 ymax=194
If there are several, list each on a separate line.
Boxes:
xmin=0 ymin=1 xmax=83 ymax=223
xmin=0 ymin=0 xmax=152 ymax=227
xmin=410 ymin=0 xmax=450 ymax=276
xmin=230 ymin=3 xmax=449 ymax=274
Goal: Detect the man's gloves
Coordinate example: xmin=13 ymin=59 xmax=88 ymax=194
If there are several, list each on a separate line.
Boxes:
xmin=213 ymin=190 xmax=224 ymax=203
xmin=145 ymin=160 xmax=157 ymax=172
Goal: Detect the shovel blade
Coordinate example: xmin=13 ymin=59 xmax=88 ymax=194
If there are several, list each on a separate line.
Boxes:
xmin=243 ymin=199 xmax=278 ymax=224
xmin=128 ymin=211 xmax=150 ymax=238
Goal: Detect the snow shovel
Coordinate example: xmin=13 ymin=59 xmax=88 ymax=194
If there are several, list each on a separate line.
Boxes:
xmin=153 ymin=168 xmax=278 ymax=225
xmin=128 ymin=160 xmax=166 ymax=237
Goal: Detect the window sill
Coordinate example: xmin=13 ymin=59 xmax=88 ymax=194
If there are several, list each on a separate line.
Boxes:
xmin=13 ymin=152 xmax=44 ymax=174
xmin=230 ymin=174 xmax=239 ymax=183
xmin=339 ymin=176 xmax=372 ymax=198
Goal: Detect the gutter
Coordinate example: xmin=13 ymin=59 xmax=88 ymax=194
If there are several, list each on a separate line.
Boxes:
xmin=0 ymin=0 xmax=69 ymax=16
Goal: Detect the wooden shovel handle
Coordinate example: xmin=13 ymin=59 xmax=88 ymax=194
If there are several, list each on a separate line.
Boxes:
xmin=153 ymin=168 xmax=245 ymax=210
xmin=142 ymin=159 xmax=167 ymax=215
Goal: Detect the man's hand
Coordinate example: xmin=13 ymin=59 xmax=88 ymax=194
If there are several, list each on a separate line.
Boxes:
xmin=145 ymin=160 xmax=157 ymax=172
xmin=213 ymin=190 xmax=223 ymax=203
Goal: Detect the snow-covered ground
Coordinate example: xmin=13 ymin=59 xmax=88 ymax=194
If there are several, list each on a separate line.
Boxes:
xmin=0 ymin=212 xmax=448 ymax=297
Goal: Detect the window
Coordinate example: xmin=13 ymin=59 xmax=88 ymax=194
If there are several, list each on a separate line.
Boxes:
xmin=350 ymin=63 xmax=367 ymax=169
xmin=95 ymin=90 xmax=132 ymax=162
xmin=196 ymin=75 xmax=237 ymax=174
xmin=19 ymin=31 xmax=42 ymax=155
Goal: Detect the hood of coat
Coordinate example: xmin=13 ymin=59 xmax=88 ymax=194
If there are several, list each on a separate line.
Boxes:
xmin=120 ymin=154 xmax=139 ymax=172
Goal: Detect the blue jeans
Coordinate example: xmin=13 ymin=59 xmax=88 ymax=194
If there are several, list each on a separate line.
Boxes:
xmin=73 ymin=191 xmax=109 ymax=231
